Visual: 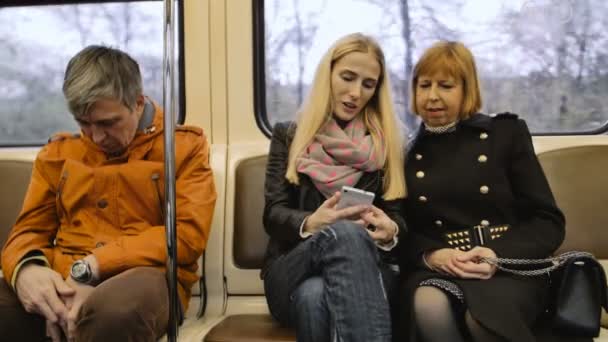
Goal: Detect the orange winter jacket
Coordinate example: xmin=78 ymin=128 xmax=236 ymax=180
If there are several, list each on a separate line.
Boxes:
xmin=1 ymin=103 xmax=216 ymax=310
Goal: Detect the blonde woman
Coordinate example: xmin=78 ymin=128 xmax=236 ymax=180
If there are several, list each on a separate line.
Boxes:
xmin=262 ymin=33 xmax=407 ymax=342
xmin=397 ymin=41 xmax=571 ymax=342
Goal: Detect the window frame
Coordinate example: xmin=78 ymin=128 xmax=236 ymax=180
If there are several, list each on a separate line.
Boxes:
xmin=252 ymin=0 xmax=272 ymax=138
xmin=253 ymin=0 xmax=608 ymax=137
xmin=0 ymin=0 xmax=186 ymax=147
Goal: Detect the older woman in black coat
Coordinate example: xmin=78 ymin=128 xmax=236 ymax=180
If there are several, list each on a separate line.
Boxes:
xmin=397 ymin=41 xmax=581 ymax=342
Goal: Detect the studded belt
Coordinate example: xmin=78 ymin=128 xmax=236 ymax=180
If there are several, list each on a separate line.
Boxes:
xmin=443 ymin=224 xmax=510 ymax=251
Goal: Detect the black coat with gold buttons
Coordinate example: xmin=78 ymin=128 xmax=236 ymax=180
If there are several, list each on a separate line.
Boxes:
xmin=398 ymin=113 xmax=573 ymax=342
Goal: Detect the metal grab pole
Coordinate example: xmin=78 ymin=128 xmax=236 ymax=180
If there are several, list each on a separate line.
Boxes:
xmin=162 ymin=0 xmax=179 ymax=341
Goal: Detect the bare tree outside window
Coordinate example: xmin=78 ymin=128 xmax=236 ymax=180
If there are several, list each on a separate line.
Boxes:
xmin=0 ymin=2 xmax=163 ymax=145
xmin=263 ymin=0 xmax=608 ymax=135
xmin=265 ymin=0 xmax=327 ymax=124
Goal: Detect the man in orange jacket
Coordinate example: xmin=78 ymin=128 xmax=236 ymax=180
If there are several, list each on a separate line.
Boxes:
xmin=0 ymin=45 xmax=216 ymax=341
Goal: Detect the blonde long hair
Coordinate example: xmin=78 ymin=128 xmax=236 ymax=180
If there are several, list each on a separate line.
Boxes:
xmin=286 ymin=33 xmax=406 ymax=200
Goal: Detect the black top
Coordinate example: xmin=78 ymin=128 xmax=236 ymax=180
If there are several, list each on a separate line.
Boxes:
xmin=398 ymin=113 xmax=566 ymax=342
xmin=262 ymin=121 xmax=406 ymax=277
xmin=402 ymin=112 xmax=565 ymax=266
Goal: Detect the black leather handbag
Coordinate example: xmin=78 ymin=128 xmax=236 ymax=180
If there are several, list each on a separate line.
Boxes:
xmin=552 ymin=254 xmax=608 ymax=336
xmin=483 ymin=251 xmax=608 ymax=337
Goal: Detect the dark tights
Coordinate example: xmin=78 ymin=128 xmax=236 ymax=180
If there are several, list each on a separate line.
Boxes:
xmin=413 ymin=286 xmax=503 ymax=342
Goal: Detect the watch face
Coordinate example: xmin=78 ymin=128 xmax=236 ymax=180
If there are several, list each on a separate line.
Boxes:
xmin=72 ymin=262 xmax=88 ymax=278
xmin=71 ymin=260 xmax=91 ymax=282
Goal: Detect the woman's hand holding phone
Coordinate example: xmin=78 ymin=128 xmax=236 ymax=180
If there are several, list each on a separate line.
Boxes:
xmin=303 ymin=191 xmax=371 ymax=234
xmin=360 ymin=206 xmax=398 ymax=243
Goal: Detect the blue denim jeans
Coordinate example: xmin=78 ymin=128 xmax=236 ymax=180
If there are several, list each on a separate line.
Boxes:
xmin=264 ymin=221 xmax=395 ymax=342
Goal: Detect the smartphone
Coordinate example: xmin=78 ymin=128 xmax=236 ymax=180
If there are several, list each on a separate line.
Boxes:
xmin=336 ymin=186 xmax=375 ymax=210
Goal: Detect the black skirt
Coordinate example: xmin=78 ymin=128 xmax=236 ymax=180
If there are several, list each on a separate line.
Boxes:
xmin=395 ymin=269 xmax=592 ymax=342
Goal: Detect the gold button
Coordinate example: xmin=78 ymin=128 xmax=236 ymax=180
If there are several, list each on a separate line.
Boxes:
xmin=480 ymin=132 xmax=489 ymax=140
xmin=418 ymin=196 xmax=428 ymax=202
xmin=478 ymin=155 xmax=488 ymax=163
xmin=415 ymin=154 xmax=423 ymax=160
xmin=480 ymin=185 xmax=489 ymax=194
xmin=480 ymin=220 xmax=490 ymax=227
xmin=416 ymin=171 xmax=425 ymax=178
xmin=435 ymin=220 xmax=443 ymax=227
xmin=95 ymin=242 xmax=106 ymax=248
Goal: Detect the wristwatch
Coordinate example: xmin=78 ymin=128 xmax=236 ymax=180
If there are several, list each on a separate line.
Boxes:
xmin=70 ymin=259 xmax=92 ymax=284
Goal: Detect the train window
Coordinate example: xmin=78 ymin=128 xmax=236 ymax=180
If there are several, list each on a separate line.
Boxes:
xmin=0 ymin=1 xmax=183 ymax=146
xmin=257 ymin=0 xmax=608 ymax=136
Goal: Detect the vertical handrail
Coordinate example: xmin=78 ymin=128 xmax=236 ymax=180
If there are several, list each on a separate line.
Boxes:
xmin=162 ymin=0 xmax=179 ymax=341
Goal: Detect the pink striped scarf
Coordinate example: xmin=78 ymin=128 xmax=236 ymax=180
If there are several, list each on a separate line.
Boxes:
xmin=296 ymin=117 xmax=385 ymax=198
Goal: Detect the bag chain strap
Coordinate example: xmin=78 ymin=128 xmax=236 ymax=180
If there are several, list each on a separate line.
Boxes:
xmin=480 ymin=251 xmax=595 ymax=277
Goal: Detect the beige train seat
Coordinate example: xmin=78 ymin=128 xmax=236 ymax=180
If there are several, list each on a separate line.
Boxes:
xmin=203 ymin=144 xmax=608 ymax=341
xmin=538 ymin=144 xmax=608 ymax=335
xmin=204 ymin=154 xmax=296 ymax=341
xmin=4 ymin=143 xmax=607 ymax=340
xmin=0 ymin=160 xmax=33 ymax=255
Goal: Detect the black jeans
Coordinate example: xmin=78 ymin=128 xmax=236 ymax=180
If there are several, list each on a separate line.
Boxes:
xmin=264 ymin=221 xmax=397 ymax=342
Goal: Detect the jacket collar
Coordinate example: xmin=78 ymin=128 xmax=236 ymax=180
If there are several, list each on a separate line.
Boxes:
xmin=406 ymin=113 xmax=491 ymax=156
xmin=459 ymin=113 xmax=492 ymax=131
xmin=126 ymin=100 xmax=164 ymax=161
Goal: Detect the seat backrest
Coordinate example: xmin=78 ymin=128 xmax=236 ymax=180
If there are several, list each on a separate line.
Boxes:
xmin=233 ymin=155 xmax=268 ymax=269
xmin=0 ymin=160 xmax=33 ymax=254
xmin=537 ymin=145 xmax=608 ymax=258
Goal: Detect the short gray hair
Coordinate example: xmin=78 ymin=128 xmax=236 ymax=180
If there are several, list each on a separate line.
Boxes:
xmin=62 ymin=45 xmax=142 ymax=118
